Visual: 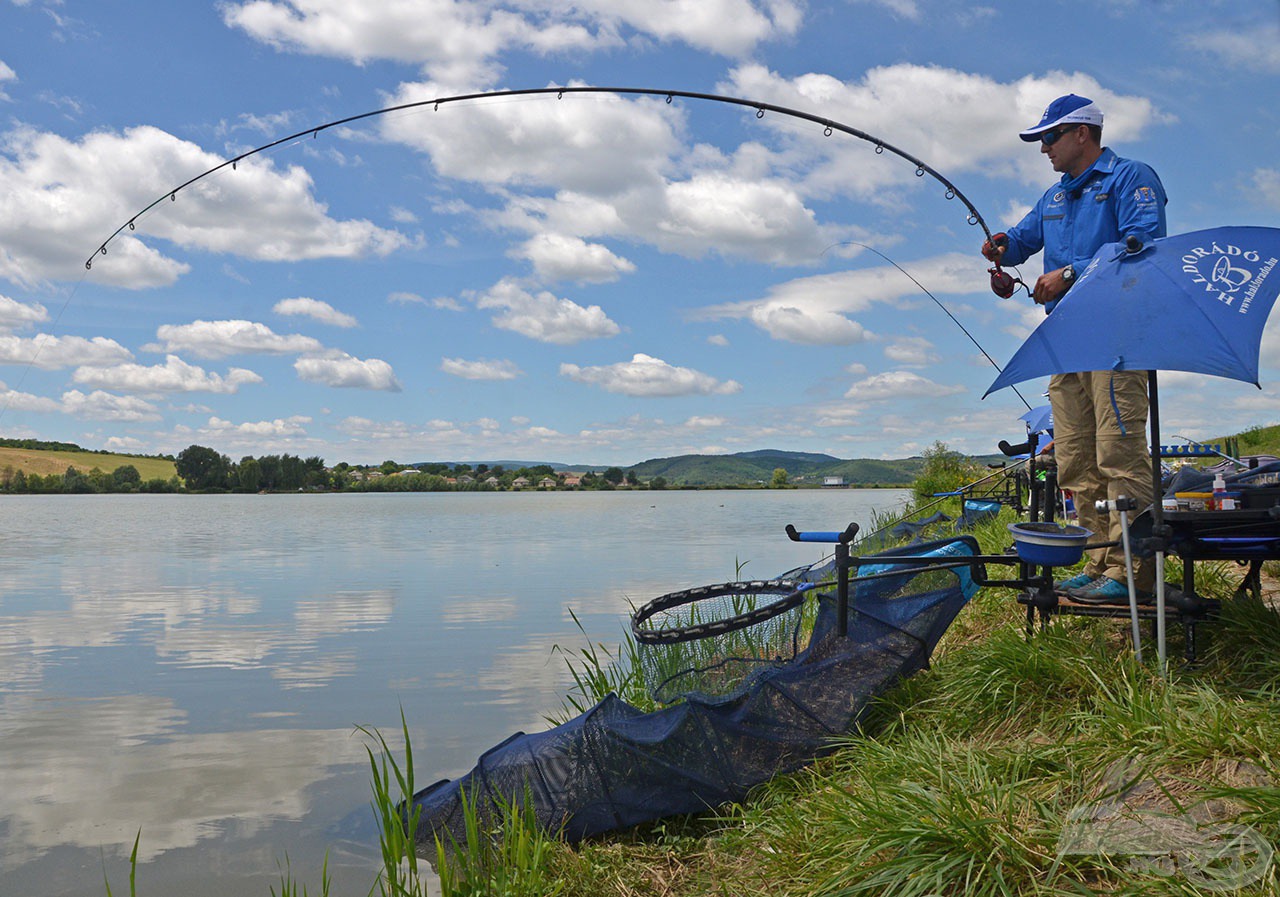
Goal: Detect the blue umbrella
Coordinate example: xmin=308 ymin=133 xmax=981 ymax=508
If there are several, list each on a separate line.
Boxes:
xmin=984 ymin=225 xmax=1280 ymax=670
xmin=1019 ymin=404 xmax=1053 ymax=436
xmin=987 ymin=226 xmax=1280 ymax=395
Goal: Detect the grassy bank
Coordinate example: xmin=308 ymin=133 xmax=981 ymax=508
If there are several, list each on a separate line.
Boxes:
xmin=413 ymin=503 xmax=1280 ymax=896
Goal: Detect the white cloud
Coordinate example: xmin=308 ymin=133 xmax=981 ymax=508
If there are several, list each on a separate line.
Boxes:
xmin=152 ymin=320 xmax=324 ymax=359
xmin=515 ymin=233 xmax=635 ymax=284
xmin=0 ymin=60 xmax=15 ymax=100
xmin=381 ymin=82 xmax=681 ymax=194
xmin=273 ymin=296 xmax=358 ymax=328
xmin=578 ymin=0 xmax=803 ymax=56
xmin=60 ymin=389 xmax=163 ymax=421
xmin=844 ymin=370 xmax=965 ymax=401
xmin=204 ymin=415 xmax=311 ymax=437
xmin=0 ymin=293 xmax=49 ymax=330
xmin=72 ymin=355 xmax=263 ymax=394
xmin=750 ymin=305 xmax=869 ymax=345
xmin=1253 ymin=169 xmax=1280 ymax=210
xmin=719 ymin=64 xmax=1171 ymax=190
xmin=440 ymin=357 xmax=522 ymax=380
xmin=387 ymin=291 xmax=425 ymax=305
xmin=560 ymin=353 xmax=741 ymax=397
xmin=471 ymin=277 xmax=620 ymax=344
xmin=884 ymin=336 xmax=941 ymax=365
xmin=0 ymin=125 xmax=406 ymax=288
xmin=848 ymin=0 xmax=920 ymax=19
xmin=704 ymin=253 xmax=984 ymax=344
xmin=294 ymin=351 xmax=401 ymax=391
xmin=684 ymin=415 xmax=726 ymax=428
xmin=104 ymin=435 xmax=147 ymax=452
xmin=0 ymin=380 xmax=60 ymax=413
xmin=707 ymin=334 xmax=729 ymax=346
xmin=222 ymin=1 xmax=799 ymax=85
xmin=1184 ymin=23 xmax=1280 ymax=74
xmin=0 ymin=333 xmax=132 ymax=369
xmin=380 ymin=84 xmax=846 ymax=268
xmin=650 ymin=172 xmax=832 ymax=263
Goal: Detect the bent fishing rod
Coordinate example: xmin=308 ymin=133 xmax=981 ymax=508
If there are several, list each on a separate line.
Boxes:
xmin=85 ymin=85 xmax=1020 ymax=298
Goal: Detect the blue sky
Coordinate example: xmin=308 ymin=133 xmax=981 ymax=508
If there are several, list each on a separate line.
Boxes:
xmin=0 ymin=0 xmax=1277 ymax=467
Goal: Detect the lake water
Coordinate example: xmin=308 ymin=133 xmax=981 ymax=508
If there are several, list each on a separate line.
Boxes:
xmin=0 ymin=488 xmax=909 ymax=896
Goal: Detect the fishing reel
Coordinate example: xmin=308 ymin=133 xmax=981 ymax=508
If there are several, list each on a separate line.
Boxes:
xmin=988 ymin=266 xmax=1025 ymax=299
xmin=982 ymin=232 xmax=1029 ymax=298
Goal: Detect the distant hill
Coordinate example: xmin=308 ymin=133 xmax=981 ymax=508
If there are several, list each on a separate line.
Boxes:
xmin=0 ymin=446 xmax=177 ymax=480
xmin=628 ymin=450 xmax=928 ymax=487
xmin=731 ymin=449 xmax=842 ymax=466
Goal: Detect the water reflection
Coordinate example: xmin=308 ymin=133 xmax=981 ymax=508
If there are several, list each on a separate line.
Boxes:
xmin=0 ymin=489 xmax=909 ymax=895
xmin=0 ymin=695 xmax=367 ymax=863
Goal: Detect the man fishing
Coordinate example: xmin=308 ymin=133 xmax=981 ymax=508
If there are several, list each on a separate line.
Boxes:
xmin=982 ymin=93 xmax=1168 ymax=604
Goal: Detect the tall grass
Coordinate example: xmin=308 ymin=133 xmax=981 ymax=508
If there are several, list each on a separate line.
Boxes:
xmin=358 ymin=709 xmax=428 ymax=897
xmin=433 ymin=788 xmax=565 ymax=897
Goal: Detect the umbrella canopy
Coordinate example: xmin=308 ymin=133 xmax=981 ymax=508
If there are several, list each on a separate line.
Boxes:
xmin=1020 ymin=404 xmax=1053 ymax=435
xmin=986 ymin=226 xmax=1280 ymax=396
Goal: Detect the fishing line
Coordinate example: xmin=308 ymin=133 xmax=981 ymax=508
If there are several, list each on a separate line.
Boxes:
xmin=826 ymin=241 xmax=1034 ymax=412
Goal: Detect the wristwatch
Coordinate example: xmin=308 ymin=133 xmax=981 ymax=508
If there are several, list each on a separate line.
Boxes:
xmin=1061 ymin=264 xmax=1076 ymax=284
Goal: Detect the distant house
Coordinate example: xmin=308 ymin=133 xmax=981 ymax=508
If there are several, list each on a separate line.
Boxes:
xmin=823 ymin=476 xmax=846 ymax=488
xmin=562 ymin=475 xmax=582 ymax=487
xmin=512 ymin=476 xmax=530 ymax=489
xmin=538 ymin=477 xmax=557 ymax=489
xmin=483 ymin=476 xmax=500 ymax=487
xmin=456 ymin=475 xmax=474 ymax=484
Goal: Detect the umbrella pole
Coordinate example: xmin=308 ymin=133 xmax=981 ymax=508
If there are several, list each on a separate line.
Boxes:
xmin=1149 ymin=370 xmax=1168 ymax=674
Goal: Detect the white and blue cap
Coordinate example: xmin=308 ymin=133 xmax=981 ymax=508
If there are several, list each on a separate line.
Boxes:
xmin=1019 ymin=94 xmax=1104 ymax=142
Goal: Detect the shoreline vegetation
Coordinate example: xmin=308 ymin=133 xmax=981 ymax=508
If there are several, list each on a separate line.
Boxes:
xmin=11 ymin=424 xmax=1273 ymax=496
xmin=0 ymin=439 xmax=938 ymax=494
xmin=96 ymin=423 xmax=1280 ymax=897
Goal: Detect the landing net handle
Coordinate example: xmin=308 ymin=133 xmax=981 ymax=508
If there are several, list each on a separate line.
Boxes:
xmin=630 ymin=580 xmax=811 ymax=646
xmin=786 ymin=522 xmax=859 ymax=636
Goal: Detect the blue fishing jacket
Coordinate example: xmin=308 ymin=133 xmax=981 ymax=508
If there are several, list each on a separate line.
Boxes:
xmin=1001 ymin=147 xmax=1168 ymax=311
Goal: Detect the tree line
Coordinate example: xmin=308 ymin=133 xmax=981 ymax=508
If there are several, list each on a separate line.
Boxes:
xmin=0 ymin=443 xmax=691 ymax=494
xmin=0 ymin=464 xmax=177 ymax=494
xmin=172 ymin=445 xmax=666 ymax=493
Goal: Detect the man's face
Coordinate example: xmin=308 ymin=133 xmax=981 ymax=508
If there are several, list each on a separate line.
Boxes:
xmin=1041 ymin=124 xmax=1089 ymax=175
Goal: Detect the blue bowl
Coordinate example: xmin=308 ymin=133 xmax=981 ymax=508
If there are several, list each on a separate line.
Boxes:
xmin=1008 ymin=522 xmax=1093 ymax=566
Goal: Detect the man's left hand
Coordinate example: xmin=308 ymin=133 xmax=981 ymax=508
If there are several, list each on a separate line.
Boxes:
xmin=1032 ymin=268 xmax=1071 ymax=305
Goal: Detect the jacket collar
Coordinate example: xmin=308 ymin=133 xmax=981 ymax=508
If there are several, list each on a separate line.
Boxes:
xmin=1060 ymin=147 xmax=1117 ymax=192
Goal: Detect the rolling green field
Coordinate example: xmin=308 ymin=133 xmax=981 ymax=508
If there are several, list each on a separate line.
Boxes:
xmin=0 ymin=446 xmax=177 ymax=481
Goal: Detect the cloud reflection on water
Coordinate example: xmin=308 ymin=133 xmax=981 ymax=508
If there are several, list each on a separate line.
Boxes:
xmin=0 ymin=694 xmax=367 ymax=864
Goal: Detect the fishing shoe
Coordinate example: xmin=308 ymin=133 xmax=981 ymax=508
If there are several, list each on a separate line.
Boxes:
xmin=1053 ymin=572 xmax=1095 ymax=593
xmin=1068 ymin=576 xmax=1153 ymax=606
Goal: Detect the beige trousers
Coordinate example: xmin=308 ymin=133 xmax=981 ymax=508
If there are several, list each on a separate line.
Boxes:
xmin=1049 ymin=369 xmax=1154 ymax=590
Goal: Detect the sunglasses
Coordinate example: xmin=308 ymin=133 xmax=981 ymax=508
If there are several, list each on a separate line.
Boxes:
xmin=1040 ymin=125 xmax=1080 ymax=147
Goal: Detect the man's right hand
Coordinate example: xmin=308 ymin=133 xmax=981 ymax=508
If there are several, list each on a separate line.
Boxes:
xmin=981 ymin=232 xmax=1008 ymax=262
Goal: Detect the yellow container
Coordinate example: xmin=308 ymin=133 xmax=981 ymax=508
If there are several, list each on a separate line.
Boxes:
xmin=1175 ymin=491 xmax=1213 ymax=511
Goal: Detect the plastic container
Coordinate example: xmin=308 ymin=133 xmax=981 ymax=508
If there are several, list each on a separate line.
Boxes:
xmin=1008 ymin=522 xmax=1093 ymax=566
xmin=1212 ymin=473 xmax=1227 ymax=510
xmin=1176 ymin=491 xmax=1213 ymax=511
